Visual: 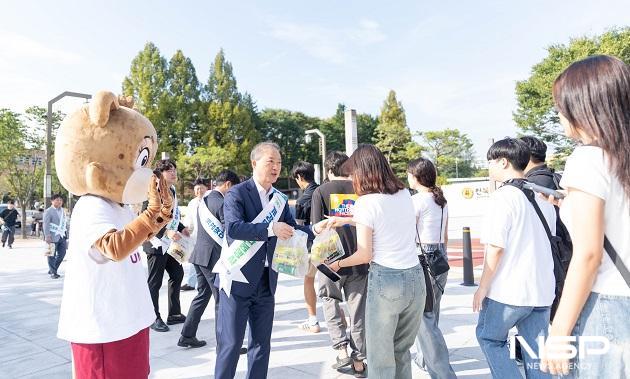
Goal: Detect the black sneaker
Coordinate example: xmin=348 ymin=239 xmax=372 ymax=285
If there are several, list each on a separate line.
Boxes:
xmin=151 ymin=318 xmax=169 ymax=332
xmin=178 ymin=335 xmax=207 ymax=348
xmin=50 ymin=273 xmax=60 ymax=279
xmin=167 ymin=314 xmax=186 ymax=325
xmin=180 ymin=284 xmax=195 ymax=291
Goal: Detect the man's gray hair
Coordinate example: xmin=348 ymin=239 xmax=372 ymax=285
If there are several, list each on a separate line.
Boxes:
xmin=250 ymin=141 xmax=281 ymax=161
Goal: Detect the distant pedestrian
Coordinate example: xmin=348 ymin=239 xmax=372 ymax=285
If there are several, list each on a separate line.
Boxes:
xmin=43 ymin=194 xmax=68 ymax=278
xmin=1 ymin=200 xmax=19 ymax=249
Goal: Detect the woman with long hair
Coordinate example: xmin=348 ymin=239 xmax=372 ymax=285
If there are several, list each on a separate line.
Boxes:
xmin=407 ymin=158 xmax=456 ymax=379
xmin=541 ymin=55 xmax=630 ymax=377
xmin=326 ymin=144 xmax=425 ymax=379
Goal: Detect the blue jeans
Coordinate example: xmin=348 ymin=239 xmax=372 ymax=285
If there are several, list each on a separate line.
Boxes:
xmin=414 ymin=243 xmax=456 ymax=379
xmin=476 ymin=297 xmax=551 ymax=379
xmin=568 ymin=292 xmax=630 ymax=378
xmin=366 ymin=262 xmax=425 ymax=379
xmin=47 ymin=238 xmax=67 ymax=275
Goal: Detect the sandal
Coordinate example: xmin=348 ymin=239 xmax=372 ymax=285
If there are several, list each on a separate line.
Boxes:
xmin=331 ymin=355 xmax=353 ymax=369
xmin=353 ymin=361 xmax=367 ymax=378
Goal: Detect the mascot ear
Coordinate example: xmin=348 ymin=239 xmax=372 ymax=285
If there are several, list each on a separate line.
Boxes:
xmin=89 ymin=91 xmax=120 ymax=127
xmin=85 ymin=162 xmax=109 ymax=193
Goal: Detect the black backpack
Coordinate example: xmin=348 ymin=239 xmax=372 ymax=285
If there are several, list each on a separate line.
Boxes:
xmin=504 ymin=179 xmax=571 ymax=319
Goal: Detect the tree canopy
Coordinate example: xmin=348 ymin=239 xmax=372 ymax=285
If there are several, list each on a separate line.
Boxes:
xmin=514 ymin=27 xmax=630 ymax=166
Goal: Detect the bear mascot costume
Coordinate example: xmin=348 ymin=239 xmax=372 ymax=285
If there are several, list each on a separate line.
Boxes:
xmin=55 ymin=91 xmax=173 ymax=378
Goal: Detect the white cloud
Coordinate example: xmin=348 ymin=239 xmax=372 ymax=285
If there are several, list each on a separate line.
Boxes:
xmin=0 ymin=30 xmax=84 ymax=65
xmin=267 ymin=18 xmax=386 ymax=64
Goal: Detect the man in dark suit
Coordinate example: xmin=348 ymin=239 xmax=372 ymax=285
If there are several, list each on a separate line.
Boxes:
xmin=178 ymin=170 xmax=240 ymax=348
xmin=214 ymin=142 xmax=316 ymax=379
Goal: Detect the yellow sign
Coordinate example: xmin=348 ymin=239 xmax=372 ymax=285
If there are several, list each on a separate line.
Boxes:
xmin=462 ymin=188 xmax=474 ymax=199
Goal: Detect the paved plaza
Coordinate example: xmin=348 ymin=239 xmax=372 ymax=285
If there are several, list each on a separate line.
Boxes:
xmin=0 ymin=237 xmax=491 ymax=378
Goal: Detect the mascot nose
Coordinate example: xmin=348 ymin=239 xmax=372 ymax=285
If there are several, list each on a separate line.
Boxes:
xmin=122 ymin=168 xmax=153 ymax=204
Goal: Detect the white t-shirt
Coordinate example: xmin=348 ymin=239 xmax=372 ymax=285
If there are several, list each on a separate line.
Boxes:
xmin=57 ymin=195 xmax=154 ymax=343
xmin=560 ymin=146 xmax=630 ymax=296
xmin=352 ymin=189 xmax=419 ymax=269
xmin=412 ymin=192 xmax=448 ymax=244
xmin=481 ymin=184 xmax=557 ymax=307
xmin=186 ymin=197 xmax=201 ymax=244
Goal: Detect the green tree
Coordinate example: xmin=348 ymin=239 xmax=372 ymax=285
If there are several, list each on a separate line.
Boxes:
xmin=319 ymin=104 xmax=379 ymax=154
xmin=0 ymin=109 xmax=50 ymax=237
xmin=514 ymin=27 xmax=630 ymax=165
xmin=162 ymin=50 xmax=201 ymax=154
xmin=259 ymin=109 xmax=321 ymax=181
xmin=122 ymin=42 xmax=169 ymax=153
xmin=357 ymin=112 xmax=378 ymax=145
xmin=420 ymin=129 xmax=476 ymax=179
xmin=199 ymin=49 xmax=260 ymax=175
xmin=374 ymin=90 xmax=421 ymax=177
xmin=23 ymin=106 xmax=65 ymax=197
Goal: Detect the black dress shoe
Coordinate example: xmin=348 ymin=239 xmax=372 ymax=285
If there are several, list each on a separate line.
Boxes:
xmin=167 ymin=314 xmax=186 ymax=325
xmin=178 ymin=335 xmax=207 ymax=348
xmin=180 ymin=284 xmax=195 ymax=291
xmin=239 ymin=347 xmax=248 ymax=355
xmin=150 ymin=318 xmax=169 ymax=332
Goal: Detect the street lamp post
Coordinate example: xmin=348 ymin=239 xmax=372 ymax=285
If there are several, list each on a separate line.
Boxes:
xmin=305 ymin=129 xmax=326 ymax=184
xmin=45 ymin=91 xmax=91 ymax=208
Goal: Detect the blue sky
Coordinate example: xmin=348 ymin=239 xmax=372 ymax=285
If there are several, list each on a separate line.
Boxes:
xmin=1 ymin=0 xmax=628 ymax=158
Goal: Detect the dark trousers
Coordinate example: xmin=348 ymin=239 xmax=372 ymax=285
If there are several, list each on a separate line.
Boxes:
xmin=146 ymin=250 xmax=184 ymax=319
xmin=214 ymin=268 xmax=275 ymax=379
xmin=47 ymin=238 xmax=67 ymax=275
xmin=181 ymin=264 xmax=219 ymax=339
xmin=1 ymin=226 xmax=16 ymax=247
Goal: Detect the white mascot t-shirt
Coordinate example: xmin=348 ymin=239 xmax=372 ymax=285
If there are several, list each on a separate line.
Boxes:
xmin=57 ymin=195 xmax=154 ymax=343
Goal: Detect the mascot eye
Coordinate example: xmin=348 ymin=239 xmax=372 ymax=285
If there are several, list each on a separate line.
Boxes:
xmin=135 ymin=147 xmax=150 ymax=168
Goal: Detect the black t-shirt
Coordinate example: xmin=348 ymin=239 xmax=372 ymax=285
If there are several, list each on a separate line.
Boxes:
xmin=0 ymin=208 xmax=19 ymax=227
xmin=311 ymin=180 xmax=368 ymax=276
xmin=525 ymin=164 xmax=559 ymax=190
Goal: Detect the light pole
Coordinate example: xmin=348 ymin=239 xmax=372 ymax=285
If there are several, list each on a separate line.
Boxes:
xmin=45 ymin=91 xmax=91 ymax=208
xmin=305 ymin=129 xmax=326 ymax=184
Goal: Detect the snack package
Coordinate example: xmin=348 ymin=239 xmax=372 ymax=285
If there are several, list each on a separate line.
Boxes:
xmin=44 ymin=243 xmax=55 ymax=257
xmin=310 ymin=229 xmax=346 ymax=265
xmin=166 ymin=234 xmax=193 ymax=264
xmin=272 ymin=230 xmax=309 ymax=277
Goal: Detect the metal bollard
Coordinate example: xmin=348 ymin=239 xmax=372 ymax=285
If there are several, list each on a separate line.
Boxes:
xmin=461 ymin=227 xmax=477 ymax=286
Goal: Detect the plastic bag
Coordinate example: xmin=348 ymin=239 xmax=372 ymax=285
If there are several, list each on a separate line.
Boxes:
xmin=310 ymin=229 xmax=346 ymax=265
xmin=272 ymin=230 xmax=309 ymax=277
xmin=166 ymin=235 xmax=193 ymax=264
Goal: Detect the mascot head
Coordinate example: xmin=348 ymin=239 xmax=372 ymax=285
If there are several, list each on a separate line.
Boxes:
xmin=55 ymin=90 xmax=158 ymax=204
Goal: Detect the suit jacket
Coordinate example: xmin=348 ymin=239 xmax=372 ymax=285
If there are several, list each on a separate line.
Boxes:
xmin=222 ymin=178 xmax=313 ymax=297
xmin=188 ymin=190 xmax=224 ymax=269
xmin=43 ymin=206 xmax=66 ymax=243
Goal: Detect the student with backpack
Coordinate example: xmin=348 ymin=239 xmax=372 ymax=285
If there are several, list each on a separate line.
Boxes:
xmin=473 ymin=138 xmax=556 ymax=379
xmin=520 ymin=136 xmax=573 ymax=302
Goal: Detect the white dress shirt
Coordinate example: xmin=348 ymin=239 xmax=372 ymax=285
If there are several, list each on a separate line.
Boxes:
xmin=253 ymin=179 xmax=275 ymax=267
